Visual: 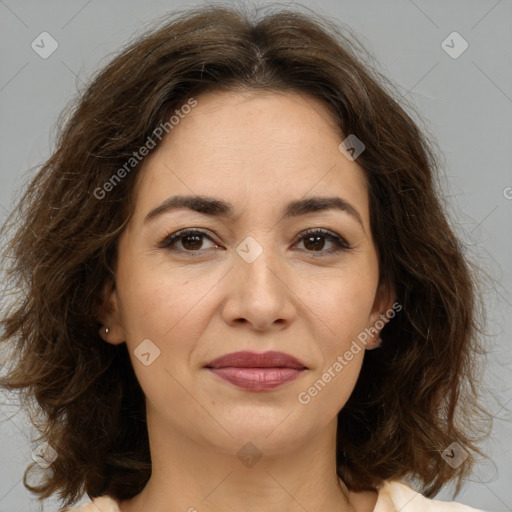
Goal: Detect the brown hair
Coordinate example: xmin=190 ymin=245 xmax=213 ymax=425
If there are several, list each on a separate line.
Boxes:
xmin=0 ymin=2 xmax=491 ymax=509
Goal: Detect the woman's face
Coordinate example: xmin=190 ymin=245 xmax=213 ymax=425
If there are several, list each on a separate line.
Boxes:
xmin=101 ymin=89 xmax=391 ymax=456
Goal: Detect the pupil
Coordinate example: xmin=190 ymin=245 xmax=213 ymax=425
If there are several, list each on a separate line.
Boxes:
xmin=180 ymin=234 xmax=327 ymax=251
xmin=305 ymin=235 xmax=324 ymax=251
xmin=183 ymin=235 xmax=202 ymax=250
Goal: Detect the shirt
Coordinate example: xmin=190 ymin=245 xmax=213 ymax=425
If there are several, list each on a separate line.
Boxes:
xmin=63 ymin=479 xmax=486 ymax=511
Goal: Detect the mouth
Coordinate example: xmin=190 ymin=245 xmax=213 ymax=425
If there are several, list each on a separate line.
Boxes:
xmin=204 ymin=351 xmax=307 ymax=391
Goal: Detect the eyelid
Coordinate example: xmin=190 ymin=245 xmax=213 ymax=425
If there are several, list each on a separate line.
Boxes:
xmin=291 ymin=228 xmax=351 ymax=255
xmin=158 ymin=228 xmax=218 ymax=251
xmin=158 ymin=227 xmax=352 ymax=255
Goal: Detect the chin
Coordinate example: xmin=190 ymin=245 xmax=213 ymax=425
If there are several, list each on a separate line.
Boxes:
xmin=200 ymin=412 xmax=314 ymax=456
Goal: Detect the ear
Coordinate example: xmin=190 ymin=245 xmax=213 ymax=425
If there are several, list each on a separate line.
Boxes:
xmin=96 ymin=277 xmax=125 ymax=346
xmin=366 ymin=280 xmax=396 ymax=350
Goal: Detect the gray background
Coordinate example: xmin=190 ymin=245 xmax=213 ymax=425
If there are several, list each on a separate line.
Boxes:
xmin=0 ymin=0 xmax=511 ymax=511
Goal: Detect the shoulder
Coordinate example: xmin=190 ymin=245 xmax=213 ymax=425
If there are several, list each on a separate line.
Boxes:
xmin=60 ymin=482 xmax=485 ymax=512
xmin=60 ymin=495 xmax=120 ymax=512
xmin=374 ymin=480 xmax=486 ymax=512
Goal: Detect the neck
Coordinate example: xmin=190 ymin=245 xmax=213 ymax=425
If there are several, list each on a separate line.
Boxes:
xmin=118 ymin=407 xmax=357 ymax=512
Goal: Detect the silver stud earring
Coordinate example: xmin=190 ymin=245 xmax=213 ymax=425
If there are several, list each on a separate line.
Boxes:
xmin=104 ymin=327 xmax=110 ymax=335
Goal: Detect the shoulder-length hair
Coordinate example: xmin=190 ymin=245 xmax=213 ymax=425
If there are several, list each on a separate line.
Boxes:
xmin=0 ymin=3 xmax=491 ymax=509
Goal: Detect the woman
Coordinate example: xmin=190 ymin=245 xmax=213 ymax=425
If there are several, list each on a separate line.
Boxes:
xmin=0 ymin=4 xmax=491 ymax=511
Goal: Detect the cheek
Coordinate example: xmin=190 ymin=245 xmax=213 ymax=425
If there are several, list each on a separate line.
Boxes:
xmin=296 ymin=283 xmax=372 ymax=418
xmin=115 ymin=269 xmax=200 ymax=402
xmin=306 ymin=266 xmax=378 ymax=343
xmin=115 ymin=261 xmax=216 ymax=399
xmin=117 ymin=258 xmax=202 ymax=340
xmin=296 ymin=341 xmax=364 ymax=424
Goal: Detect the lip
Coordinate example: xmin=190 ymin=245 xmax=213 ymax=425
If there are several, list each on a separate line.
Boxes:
xmin=204 ymin=351 xmax=307 ymax=391
xmin=205 ymin=350 xmax=307 ymax=369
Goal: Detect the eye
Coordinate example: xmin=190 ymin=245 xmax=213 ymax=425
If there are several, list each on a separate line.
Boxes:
xmin=158 ymin=228 xmax=351 ymax=256
xmin=293 ymin=228 xmax=351 ymax=255
xmin=158 ymin=228 xmax=218 ymax=254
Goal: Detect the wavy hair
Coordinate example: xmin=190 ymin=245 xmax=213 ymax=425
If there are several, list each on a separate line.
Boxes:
xmin=0 ymin=3 xmax=491 ymax=509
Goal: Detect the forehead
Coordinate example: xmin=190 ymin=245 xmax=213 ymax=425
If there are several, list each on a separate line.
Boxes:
xmin=130 ymin=89 xmax=369 ymax=226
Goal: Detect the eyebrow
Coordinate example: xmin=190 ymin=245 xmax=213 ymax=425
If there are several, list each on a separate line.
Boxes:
xmin=144 ymin=194 xmax=365 ymax=230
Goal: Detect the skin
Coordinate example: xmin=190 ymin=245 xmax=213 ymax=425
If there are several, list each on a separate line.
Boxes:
xmin=98 ymin=89 xmax=393 ymax=512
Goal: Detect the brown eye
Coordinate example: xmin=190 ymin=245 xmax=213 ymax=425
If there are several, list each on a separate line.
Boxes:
xmin=159 ymin=228 xmax=351 ymax=257
xmin=180 ymin=233 xmax=204 ymax=251
xmin=159 ymin=229 xmax=217 ymax=253
xmin=302 ymin=233 xmax=326 ymax=251
xmin=295 ymin=229 xmax=351 ymax=255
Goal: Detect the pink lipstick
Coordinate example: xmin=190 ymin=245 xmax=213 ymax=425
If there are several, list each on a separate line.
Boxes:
xmin=204 ymin=350 xmax=307 ymax=391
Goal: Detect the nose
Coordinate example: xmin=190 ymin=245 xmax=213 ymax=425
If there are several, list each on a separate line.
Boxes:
xmin=220 ymin=235 xmax=297 ymax=332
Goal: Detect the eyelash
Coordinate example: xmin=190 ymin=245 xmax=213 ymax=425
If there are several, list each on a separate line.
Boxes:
xmin=158 ymin=228 xmax=351 ymax=256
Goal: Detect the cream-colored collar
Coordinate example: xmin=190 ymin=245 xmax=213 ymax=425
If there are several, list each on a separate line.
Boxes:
xmin=65 ymin=479 xmax=485 ymax=512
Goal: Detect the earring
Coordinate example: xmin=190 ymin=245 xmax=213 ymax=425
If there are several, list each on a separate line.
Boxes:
xmin=104 ymin=327 xmax=110 ymax=335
